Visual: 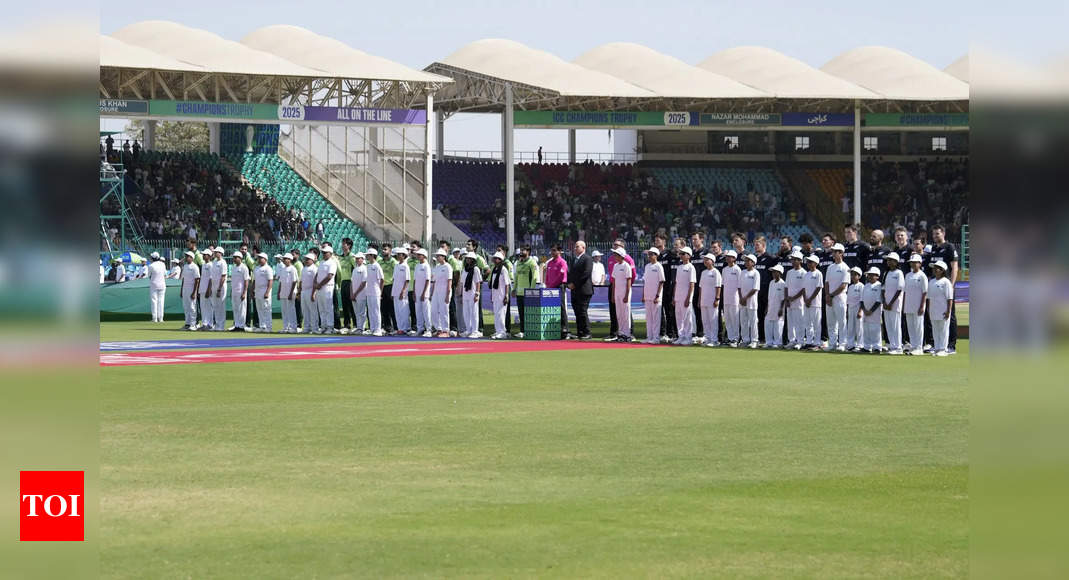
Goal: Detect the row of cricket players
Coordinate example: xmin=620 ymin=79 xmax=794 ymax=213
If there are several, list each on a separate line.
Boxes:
xmin=176 ymin=243 xmax=516 ymax=338
xmin=612 ymin=242 xmax=955 ymax=356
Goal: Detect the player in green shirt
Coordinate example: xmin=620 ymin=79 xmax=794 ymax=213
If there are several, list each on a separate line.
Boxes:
xmin=379 ymin=243 xmax=397 ymax=332
xmin=513 ymin=245 xmax=540 ymax=338
xmin=338 ymin=238 xmax=357 ymax=332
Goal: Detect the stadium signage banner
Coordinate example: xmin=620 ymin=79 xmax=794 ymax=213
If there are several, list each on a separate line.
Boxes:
xmin=278 ymin=105 xmax=427 ymax=125
xmin=781 ymin=112 xmax=855 ymax=126
xmin=700 ymin=112 xmax=781 ymax=126
xmin=513 ymin=110 xmax=690 ymax=127
xmin=148 ymin=100 xmax=279 ymax=121
xmin=99 ymin=99 xmax=148 ymax=116
xmin=864 ymin=113 xmax=969 ymax=127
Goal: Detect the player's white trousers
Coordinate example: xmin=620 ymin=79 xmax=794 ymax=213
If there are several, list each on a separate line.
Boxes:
xmin=364 ymin=294 xmax=382 ymax=333
xmin=212 ymin=289 xmax=227 ymax=330
xmin=883 ymin=309 xmax=902 ymax=351
xmin=845 ymin=311 xmax=861 ymax=349
xmin=700 ymin=305 xmax=719 ymax=344
xmin=454 ymin=291 xmax=466 ymax=335
xmin=301 ymin=293 xmax=319 ymax=332
xmin=393 ymin=295 xmax=410 ymax=332
xmin=863 ymin=320 xmax=882 ymax=350
xmin=786 ymin=307 xmax=805 ymax=346
xmin=149 ymin=288 xmax=165 ymax=322
xmin=931 ymin=316 xmax=950 ymax=353
xmin=317 ymin=287 xmax=335 ymax=330
xmin=415 ymin=296 xmax=431 ymax=333
xmin=764 ymin=316 xmax=783 ymax=346
xmin=463 ymin=296 xmax=479 ymax=335
xmin=182 ymin=293 xmax=197 ymax=327
xmin=804 ymin=306 xmax=822 ymax=345
xmin=231 ymin=293 xmax=247 ymax=329
xmin=740 ymin=308 xmax=759 ymax=345
xmin=905 ymin=312 xmax=924 ymax=350
xmin=200 ymin=293 xmax=214 ymax=327
xmin=351 ymin=292 xmax=367 ymax=332
xmin=281 ymin=298 xmax=296 ymax=331
xmin=675 ymin=302 xmax=694 ymax=342
xmin=645 ymin=300 xmax=662 ymax=342
xmin=723 ymin=304 xmax=740 ymax=343
xmin=256 ymin=296 xmax=272 ymax=331
xmin=493 ymin=295 xmax=509 ymax=336
xmin=827 ymin=300 xmax=847 ymax=347
xmin=431 ymin=295 xmax=449 ymax=332
xmin=614 ymin=294 xmax=631 ymax=337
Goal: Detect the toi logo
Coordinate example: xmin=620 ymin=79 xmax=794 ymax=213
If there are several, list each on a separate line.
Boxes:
xmin=19 ymin=471 xmax=84 ymax=541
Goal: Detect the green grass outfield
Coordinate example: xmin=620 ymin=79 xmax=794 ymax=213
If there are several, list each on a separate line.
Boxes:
xmin=100 ymin=319 xmax=968 ymax=578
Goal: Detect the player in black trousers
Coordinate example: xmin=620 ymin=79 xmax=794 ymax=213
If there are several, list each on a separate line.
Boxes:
xmin=928 ymin=224 xmax=960 ymax=354
xmin=690 ymin=232 xmax=707 ymax=340
xmin=754 ymin=236 xmax=777 ymax=343
xmin=818 ymin=232 xmax=836 ymax=346
xmin=654 ymin=234 xmax=678 ymax=341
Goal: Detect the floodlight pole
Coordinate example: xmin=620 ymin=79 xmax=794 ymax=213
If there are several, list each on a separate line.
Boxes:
xmin=425 ymin=91 xmax=434 ymax=245
xmin=853 ymin=99 xmax=861 ymax=227
xmin=505 ymin=83 xmax=515 ymax=254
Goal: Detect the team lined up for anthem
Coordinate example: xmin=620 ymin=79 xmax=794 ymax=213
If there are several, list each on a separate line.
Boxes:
xmin=140 ymin=223 xmax=960 ymax=356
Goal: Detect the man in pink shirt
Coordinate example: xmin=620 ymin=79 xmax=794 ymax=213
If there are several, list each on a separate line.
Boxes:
xmin=544 ymin=245 xmax=569 ymax=338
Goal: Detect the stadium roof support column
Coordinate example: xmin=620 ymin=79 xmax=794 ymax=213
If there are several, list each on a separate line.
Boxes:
xmin=143 ymin=120 xmax=156 ymax=150
xmin=505 ymin=84 xmax=515 ymax=254
xmin=436 ymin=113 xmax=445 ymax=159
xmin=853 ymin=100 xmax=861 ymax=227
xmin=568 ymin=129 xmax=576 ymax=164
xmin=425 ymin=91 xmax=434 ymax=244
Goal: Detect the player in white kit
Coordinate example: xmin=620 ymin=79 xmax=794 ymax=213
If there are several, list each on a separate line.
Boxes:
xmin=610 ymin=247 xmax=634 ymax=342
xmin=252 ymin=253 xmax=274 ymax=332
xmin=277 ymin=253 xmax=299 ymax=333
xmin=391 ymin=247 xmax=411 ymax=335
xmin=927 ymin=260 xmax=954 ymax=356
xmin=146 ymin=252 xmax=167 ymax=323
xmin=349 ymin=253 xmax=368 ymax=334
xmin=764 ymin=265 xmax=787 ymax=348
xmin=784 ymin=251 xmax=806 ymax=349
xmin=489 ymin=251 xmax=513 ymax=339
xmin=299 ymin=253 xmax=320 ymax=334
xmin=802 ymin=255 xmax=824 ymax=349
xmin=860 ymin=267 xmax=883 ymax=352
xmin=720 ymin=250 xmax=742 ymax=347
xmin=314 ymin=245 xmax=338 ymax=334
xmin=698 ymin=253 xmax=722 ymax=347
xmin=198 ymin=248 xmax=215 ymax=330
xmin=739 ymin=254 xmax=761 ymax=348
xmin=903 ymin=254 xmax=929 ymax=355
xmin=180 ymin=251 xmax=200 ymax=330
xmin=882 ymin=252 xmax=905 ymax=354
xmin=230 ymin=251 xmax=250 ymax=331
xmin=642 ymin=248 xmax=665 ymax=345
xmin=431 ymin=249 xmax=453 ymax=337
xmin=824 ymin=243 xmax=850 ymax=351
xmin=210 ymin=247 xmax=228 ymax=331
xmin=412 ymin=249 xmax=432 ymax=336
xmin=364 ymin=248 xmax=385 ymax=336
xmin=673 ymin=247 xmax=696 ymax=345
xmin=461 ymin=252 xmax=483 ymax=338
xmin=845 ymin=267 xmax=864 ymax=351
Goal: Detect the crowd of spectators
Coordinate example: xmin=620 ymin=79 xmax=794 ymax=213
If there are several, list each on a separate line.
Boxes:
xmin=861 ymin=157 xmax=968 ymax=243
xmin=510 ymin=161 xmax=806 ymax=250
xmin=107 ymin=151 xmax=317 ymax=244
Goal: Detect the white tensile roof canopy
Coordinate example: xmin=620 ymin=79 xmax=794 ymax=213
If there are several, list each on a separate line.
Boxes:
xmin=575 ymin=42 xmax=768 ymax=99
xmin=821 ymin=46 xmax=969 ymax=101
xmin=698 ymin=46 xmax=878 ymax=100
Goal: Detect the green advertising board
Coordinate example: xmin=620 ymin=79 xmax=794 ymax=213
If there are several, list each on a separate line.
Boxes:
xmin=864 ymin=113 xmax=969 ymax=127
xmin=514 ymin=110 xmax=676 ymax=127
xmin=148 ymin=100 xmax=280 ymax=121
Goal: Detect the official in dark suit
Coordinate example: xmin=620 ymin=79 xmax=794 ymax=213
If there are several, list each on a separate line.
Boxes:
xmin=568 ymin=241 xmax=594 ymax=339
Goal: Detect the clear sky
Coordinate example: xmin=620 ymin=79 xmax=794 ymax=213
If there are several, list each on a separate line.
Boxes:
xmin=91 ymin=0 xmax=1066 ymax=154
